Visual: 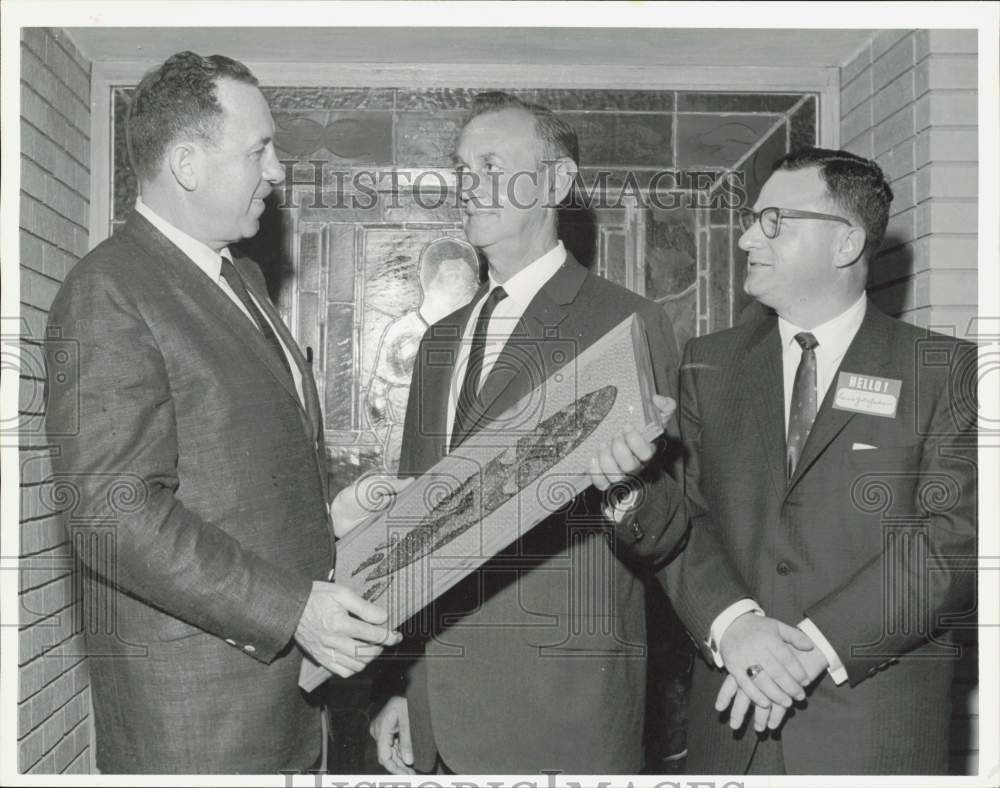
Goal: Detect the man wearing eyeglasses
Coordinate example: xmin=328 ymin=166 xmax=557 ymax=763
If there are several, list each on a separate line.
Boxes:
xmin=662 ymin=147 xmax=977 ymax=774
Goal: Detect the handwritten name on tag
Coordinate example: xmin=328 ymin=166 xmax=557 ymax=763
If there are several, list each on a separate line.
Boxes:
xmin=833 ymin=372 xmax=902 ymax=418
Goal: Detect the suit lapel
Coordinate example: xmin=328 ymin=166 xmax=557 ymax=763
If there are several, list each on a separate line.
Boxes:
xmin=216 ymin=257 xmax=303 ymax=413
xmin=236 ymin=256 xmax=322 ymax=439
xmin=421 ymin=293 xmax=482 ymax=464
xmin=784 ymin=300 xmax=895 ymax=496
xmin=123 ymin=214 xmax=310 ymax=432
xmin=475 ymin=256 xmax=586 ymax=422
xmin=743 ymin=316 xmax=788 ymax=502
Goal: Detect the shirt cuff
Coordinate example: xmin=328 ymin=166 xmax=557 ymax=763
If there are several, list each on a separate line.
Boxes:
xmin=707 ymin=599 xmax=764 ymax=668
xmin=797 ymin=617 xmax=848 ymax=685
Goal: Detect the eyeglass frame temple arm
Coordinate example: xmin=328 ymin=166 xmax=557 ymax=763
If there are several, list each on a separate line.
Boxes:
xmin=738 ymin=207 xmax=854 ymax=235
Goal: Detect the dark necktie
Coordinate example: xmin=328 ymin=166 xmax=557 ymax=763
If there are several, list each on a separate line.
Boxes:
xmin=219 ymin=256 xmax=293 ymax=378
xmin=786 ymin=331 xmax=819 ymax=479
xmin=451 ymin=286 xmax=508 ymax=451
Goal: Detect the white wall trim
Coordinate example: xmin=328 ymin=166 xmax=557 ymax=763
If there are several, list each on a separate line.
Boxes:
xmin=91 ymin=60 xmax=839 ymax=90
xmin=88 ymin=63 xmax=114 ymax=244
xmin=819 ymin=66 xmax=841 ymax=148
xmin=88 ymin=61 xmax=840 ymax=246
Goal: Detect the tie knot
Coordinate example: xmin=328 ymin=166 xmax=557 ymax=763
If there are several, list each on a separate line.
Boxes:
xmin=219 ymin=255 xmax=238 ymax=281
xmin=480 ymin=286 xmax=508 ymax=320
xmin=795 ymin=332 xmax=818 ymax=351
xmin=487 ymin=285 xmax=507 ymax=307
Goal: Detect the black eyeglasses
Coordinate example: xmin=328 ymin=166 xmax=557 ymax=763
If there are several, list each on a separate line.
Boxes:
xmin=738 ymin=207 xmax=853 ymax=239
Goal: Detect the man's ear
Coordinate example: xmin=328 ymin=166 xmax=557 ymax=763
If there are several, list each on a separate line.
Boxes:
xmin=544 ymin=157 xmax=579 ymax=207
xmin=167 ymin=142 xmax=199 ymax=192
xmin=833 ymin=225 xmax=867 ymax=268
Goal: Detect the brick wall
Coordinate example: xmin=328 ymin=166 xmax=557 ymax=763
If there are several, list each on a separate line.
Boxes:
xmin=18 ymin=27 xmax=94 ymax=774
xmin=841 ymin=29 xmax=978 ymax=340
xmin=841 ymin=29 xmax=980 ymax=775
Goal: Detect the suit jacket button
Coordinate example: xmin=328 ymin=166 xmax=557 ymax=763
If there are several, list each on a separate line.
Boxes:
xmin=225 ymin=638 xmax=237 ymax=646
xmin=776 ymin=561 xmax=792 ymax=576
xmin=243 ymin=644 xmax=256 ymax=655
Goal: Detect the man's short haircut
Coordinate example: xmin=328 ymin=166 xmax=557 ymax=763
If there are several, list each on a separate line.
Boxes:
xmin=127 ymin=51 xmax=259 ymax=182
xmin=773 ymin=147 xmax=894 ymax=255
xmin=463 ymin=91 xmax=580 ymax=165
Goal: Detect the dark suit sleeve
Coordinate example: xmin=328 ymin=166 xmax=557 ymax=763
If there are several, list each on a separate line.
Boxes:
xmin=804 ymin=339 xmax=978 ymax=685
xmin=45 ymin=267 xmax=313 ymax=664
xmin=660 ymin=339 xmax=756 ymax=662
xmin=607 ymin=306 xmax=690 ymax=566
xmin=397 ymin=333 xmax=429 ymax=480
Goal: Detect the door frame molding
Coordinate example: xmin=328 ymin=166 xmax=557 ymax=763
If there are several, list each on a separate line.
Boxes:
xmin=88 ymin=61 xmax=839 ymax=244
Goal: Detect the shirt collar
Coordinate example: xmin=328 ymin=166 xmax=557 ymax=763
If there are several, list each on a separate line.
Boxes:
xmin=486 ymin=241 xmax=567 ymax=309
xmin=778 ymin=292 xmax=868 ymax=356
xmin=135 ymin=197 xmax=230 ymax=282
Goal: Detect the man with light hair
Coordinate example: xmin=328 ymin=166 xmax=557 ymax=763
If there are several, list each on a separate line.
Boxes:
xmin=369 ymin=91 xmax=687 ymax=774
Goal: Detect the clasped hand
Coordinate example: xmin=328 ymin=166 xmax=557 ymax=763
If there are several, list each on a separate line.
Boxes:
xmin=716 ymin=613 xmax=829 ymax=733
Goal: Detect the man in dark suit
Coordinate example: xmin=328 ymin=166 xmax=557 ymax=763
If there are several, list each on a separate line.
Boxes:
xmin=44 ymin=52 xmax=403 ymax=773
xmin=665 ymin=148 xmax=977 ymax=774
xmin=367 ymin=92 xmax=686 ymax=774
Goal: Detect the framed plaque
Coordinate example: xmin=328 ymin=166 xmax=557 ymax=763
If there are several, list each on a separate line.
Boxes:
xmin=300 ymin=312 xmax=660 ymax=690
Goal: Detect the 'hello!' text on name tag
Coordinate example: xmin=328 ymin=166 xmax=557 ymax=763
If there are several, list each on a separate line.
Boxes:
xmin=832 ymin=372 xmax=902 ymax=418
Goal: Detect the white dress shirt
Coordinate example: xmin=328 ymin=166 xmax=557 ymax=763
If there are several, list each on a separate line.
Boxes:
xmin=778 ymin=293 xmax=868 ymax=433
xmin=708 ymin=293 xmax=868 ymax=685
xmin=135 ymin=198 xmax=304 ymax=405
xmin=444 ymin=242 xmax=567 ymax=447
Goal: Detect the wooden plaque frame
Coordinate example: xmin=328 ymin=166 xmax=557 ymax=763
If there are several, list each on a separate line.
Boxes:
xmin=300 ymin=312 xmax=660 ymax=690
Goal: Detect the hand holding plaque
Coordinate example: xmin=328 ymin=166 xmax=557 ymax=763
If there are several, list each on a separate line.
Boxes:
xmin=588 ymin=393 xmax=676 ymax=491
xmin=300 ymin=313 xmax=668 ymax=690
xmin=331 ymin=475 xmax=415 ymax=538
xmin=293 ymin=581 xmax=402 ymax=679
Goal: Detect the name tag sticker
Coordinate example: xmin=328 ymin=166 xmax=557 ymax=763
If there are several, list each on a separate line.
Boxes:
xmin=833 ymin=372 xmax=902 ymax=418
